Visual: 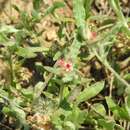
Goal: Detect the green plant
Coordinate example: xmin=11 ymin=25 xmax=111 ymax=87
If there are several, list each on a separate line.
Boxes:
xmin=0 ymin=0 xmax=130 ymax=130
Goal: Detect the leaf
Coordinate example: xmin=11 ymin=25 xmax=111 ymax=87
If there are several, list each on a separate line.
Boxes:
xmin=124 ymin=73 xmax=130 ymax=81
xmin=62 ymin=73 xmax=74 ymax=83
xmin=16 ymin=47 xmax=46 ymax=58
xmin=3 ymin=105 xmax=29 ymax=129
xmin=12 ymin=106 xmax=26 ymax=123
xmin=98 ymin=119 xmax=115 ymax=130
xmin=32 ymin=10 xmax=41 ymax=22
xmin=90 ymin=103 xmax=106 ymax=117
xmin=84 ymin=0 xmax=94 ymax=18
xmin=12 ymin=106 xmax=29 ymax=130
xmin=44 ymin=2 xmax=65 ymax=17
xmin=105 ymin=96 xmax=119 ymax=118
xmin=68 ymin=38 xmax=81 ymax=62
xmin=64 ymin=121 xmax=76 ymax=130
xmin=44 ymin=66 xmax=61 ymax=75
xmin=16 ymin=47 xmax=36 ymax=58
xmin=21 ymin=88 xmax=33 ymax=99
xmin=118 ymin=106 xmax=130 ymax=121
xmin=105 ymin=97 xmax=130 ymax=120
xmin=53 ymin=51 xmax=62 ymax=60
xmin=20 ymin=11 xmax=31 ymax=30
xmin=73 ymin=0 xmax=86 ymax=40
xmin=124 ymin=95 xmax=130 ymax=120
xmin=76 ymin=81 xmax=104 ymax=104
xmin=105 ymin=97 xmax=117 ymax=108
xmin=33 ymin=81 xmax=45 ymax=99
xmin=66 ymin=106 xmax=86 ymax=128
xmin=73 ymin=0 xmax=85 ymax=28
xmin=33 ymin=0 xmax=42 ymax=11
xmin=0 ymin=25 xmax=19 ymax=33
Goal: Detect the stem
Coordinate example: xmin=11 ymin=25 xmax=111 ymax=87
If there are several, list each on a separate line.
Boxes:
xmin=59 ymin=85 xmax=64 ymax=105
xmin=105 ymin=62 xmax=130 ymax=88
xmin=0 ymin=122 xmax=13 ymax=130
xmin=94 ymin=50 xmax=130 ymax=88
xmin=8 ymin=54 xmax=14 ymax=86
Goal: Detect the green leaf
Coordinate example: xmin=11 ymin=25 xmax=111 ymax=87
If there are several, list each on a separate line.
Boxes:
xmin=105 ymin=96 xmax=119 ymax=117
xmin=66 ymin=106 xmax=86 ymax=128
xmin=64 ymin=121 xmax=76 ymax=130
xmin=32 ymin=9 xmax=41 ymax=22
xmin=118 ymin=106 xmax=130 ymax=121
xmin=73 ymin=0 xmax=85 ymax=28
xmin=68 ymin=38 xmax=81 ymax=62
xmin=105 ymin=97 xmax=117 ymax=108
xmin=16 ymin=47 xmax=46 ymax=58
xmin=53 ymin=51 xmax=62 ymax=60
xmin=44 ymin=2 xmax=65 ymax=17
xmin=73 ymin=0 xmax=86 ymax=40
xmin=21 ymin=88 xmax=33 ymax=99
xmin=62 ymin=73 xmax=74 ymax=83
xmin=2 ymin=107 xmax=12 ymax=115
xmin=105 ymin=97 xmax=130 ymax=120
xmin=125 ymin=95 xmax=130 ymax=119
xmin=12 ymin=106 xmax=29 ymax=130
xmin=44 ymin=66 xmax=61 ymax=75
xmin=33 ymin=81 xmax=45 ymax=99
xmin=84 ymin=0 xmax=94 ymax=18
xmin=76 ymin=81 xmax=104 ymax=104
xmin=90 ymin=103 xmax=106 ymax=117
xmin=12 ymin=106 xmax=26 ymax=123
xmin=33 ymin=0 xmax=42 ymax=11
xmin=106 ymin=97 xmax=130 ymax=120
xmin=3 ymin=105 xmax=29 ymax=129
xmin=0 ymin=25 xmax=19 ymax=33
xmin=98 ymin=119 xmax=115 ymax=130
xmin=16 ymin=47 xmax=36 ymax=58
xmin=124 ymin=73 xmax=130 ymax=81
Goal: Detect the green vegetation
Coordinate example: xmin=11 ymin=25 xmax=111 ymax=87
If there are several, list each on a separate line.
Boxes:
xmin=0 ymin=0 xmax=130 ymax=130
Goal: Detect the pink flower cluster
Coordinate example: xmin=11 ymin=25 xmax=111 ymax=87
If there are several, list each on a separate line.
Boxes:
xmin=57 ymin=59 xmax=73 ymax=72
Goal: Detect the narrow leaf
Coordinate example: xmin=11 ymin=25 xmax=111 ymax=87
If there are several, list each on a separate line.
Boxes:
xmin=76 ymin=81 xmax=104 ymax=104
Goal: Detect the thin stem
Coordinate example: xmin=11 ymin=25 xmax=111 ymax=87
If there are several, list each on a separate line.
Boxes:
xmin=94 ymin=50 xmax=130 ymax=88
xmin=59 ymin=85 xmax=64 ymax=105
xmin=8 ymin=54 xmax=14 ymax=86
xmin=0 ymin=122 xmax=13 ymax=130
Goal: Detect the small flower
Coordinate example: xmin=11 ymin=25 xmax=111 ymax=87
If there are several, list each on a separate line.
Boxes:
xmin=57 ymin=59 xmax=73 ymax=72
xmin=64 ymin=62 xmax=73 ymax=72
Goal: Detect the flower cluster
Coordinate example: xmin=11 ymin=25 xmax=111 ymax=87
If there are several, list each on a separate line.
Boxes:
xmin=57 ymin=59 xmax=73 ymax=72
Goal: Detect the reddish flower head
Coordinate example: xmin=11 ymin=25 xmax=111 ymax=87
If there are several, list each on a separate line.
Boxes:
xmin=64 ymin=62 xmax=73 ymax=72
xmin=57 ymin=59 xmax=73 ymax=72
